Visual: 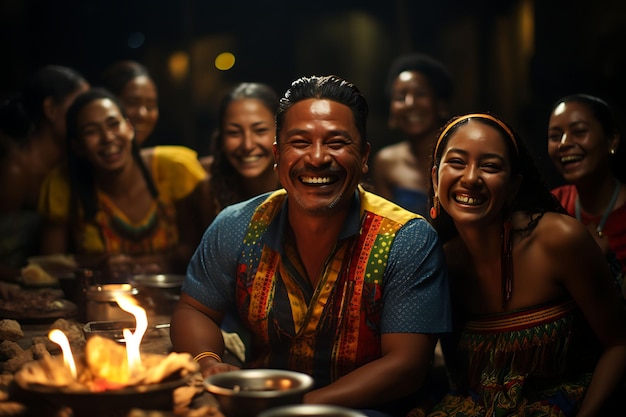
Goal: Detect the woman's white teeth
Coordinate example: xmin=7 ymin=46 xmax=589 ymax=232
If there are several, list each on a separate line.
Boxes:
xmin=301 ymin=176 xmax=332 ymax=184
xmin=455 ymin=195 xmax=480 ymax=205
xmin=560 ymin=155 xmax=583 ymax=163
xmin=241 ymin=155 xmax=262 ymax=163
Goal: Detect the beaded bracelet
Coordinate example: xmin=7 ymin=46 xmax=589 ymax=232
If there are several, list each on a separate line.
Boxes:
xmin=193 ymin=351 xmax=223 ymax=363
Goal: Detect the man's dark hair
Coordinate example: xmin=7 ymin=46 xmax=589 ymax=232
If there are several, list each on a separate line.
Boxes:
xmin=276 ymin=75 xmax=369 ymax=152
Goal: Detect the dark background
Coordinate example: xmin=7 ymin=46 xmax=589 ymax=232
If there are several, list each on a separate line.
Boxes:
xmin=1 ymin=0 xmax=625 ymax=188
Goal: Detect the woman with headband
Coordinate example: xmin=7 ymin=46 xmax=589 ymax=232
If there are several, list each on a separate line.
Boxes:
xmin=411 ymin=113 xmax=626 ymax=416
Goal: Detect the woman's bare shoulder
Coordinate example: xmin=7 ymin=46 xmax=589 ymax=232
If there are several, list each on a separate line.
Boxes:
xmin=374 ymin=141 xmax=410 ymax=163
xmin=523 ymin=211 xmax=596 ymax=257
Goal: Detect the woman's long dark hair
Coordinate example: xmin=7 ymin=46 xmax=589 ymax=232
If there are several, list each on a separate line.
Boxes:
xmin=65 ymin=88 xmax=158 ymax=226
xmin=430 ymin=113 xmax=566 ymax=243
xmin=208 ymin=82 xmax=279 ymax=213
xmin=0 ymin=65 xmax=87 ymax=151
xmin=99 ymin=60 xmax=151 ymax=96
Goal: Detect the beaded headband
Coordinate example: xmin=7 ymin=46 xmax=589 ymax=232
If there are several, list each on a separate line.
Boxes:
xmin=434 ymin=113 xmax=518 ymax=158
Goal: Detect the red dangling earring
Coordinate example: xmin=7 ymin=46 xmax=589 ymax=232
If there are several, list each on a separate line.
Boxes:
xmin=430 ymin=196 xmax=439 ymax=219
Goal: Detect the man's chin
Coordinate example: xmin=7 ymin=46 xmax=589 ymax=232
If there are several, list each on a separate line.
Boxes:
xmin=294 ymin=194 xmax=346 ymax=215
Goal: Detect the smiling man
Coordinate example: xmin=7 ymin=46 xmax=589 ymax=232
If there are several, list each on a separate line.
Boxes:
xmin=170 ymin=75 xmax=451 ymax=417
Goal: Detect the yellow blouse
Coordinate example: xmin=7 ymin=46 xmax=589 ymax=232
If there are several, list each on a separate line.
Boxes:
xmin=39 ymin=146 xmax=207 ymax=255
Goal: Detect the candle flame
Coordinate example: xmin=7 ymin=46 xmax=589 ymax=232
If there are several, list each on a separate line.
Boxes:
xmin=48 ymin=329 xmax=77 ymax=379
xmin=116 ymin=294 xmax=147 ymax=376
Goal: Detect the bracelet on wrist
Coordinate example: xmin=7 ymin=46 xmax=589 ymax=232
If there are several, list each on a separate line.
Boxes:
xmin=193 ymin=351 xmax=223 ymax=363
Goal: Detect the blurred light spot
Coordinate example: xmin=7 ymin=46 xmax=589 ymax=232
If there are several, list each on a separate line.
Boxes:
xmin=168 ymin=52 xmax=189 ymax=82
xmin=215 ymin=52 xmax=235 ymax=71
xmin=127 ymin=32 xmax=145 ymax=49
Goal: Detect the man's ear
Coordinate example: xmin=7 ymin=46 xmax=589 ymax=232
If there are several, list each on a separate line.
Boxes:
xmin=362 ymin=142 xmax=371 ymax=175
xmin=272 ymin=141 xmax=279 ymax=170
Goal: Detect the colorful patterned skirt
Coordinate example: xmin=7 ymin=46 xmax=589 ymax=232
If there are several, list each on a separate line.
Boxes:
xmin=418 ymin=300 xmax=596 ymax=417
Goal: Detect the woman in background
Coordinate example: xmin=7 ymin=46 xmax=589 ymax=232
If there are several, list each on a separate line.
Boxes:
xmin=371 ymin=53 xmax=454 ymax=217
xmin=547 ymin=94 xmax=626 ymax=288
xmin=0 ymin=65 xmax=89 ymax=281
xmin=420 ymin=113 xmax=626 ymax=416
xmin=100 ymin=60 xmax=158 ymax=146
xmin=101 ymin=59 xmax=211 ymax=231
xmin=200 ymin=82 xmax=280 ymax=225
xmin=38 ymin=88 xmax=207 ymax=275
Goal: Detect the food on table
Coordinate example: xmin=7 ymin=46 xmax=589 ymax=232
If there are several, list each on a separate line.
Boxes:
xmin=0 ymin=288 xmax=76 ymax=320
xmin=20 ymin=264 xmax=58 ymax=286
xmin=0 ymin=319 xmax=23 ymax=341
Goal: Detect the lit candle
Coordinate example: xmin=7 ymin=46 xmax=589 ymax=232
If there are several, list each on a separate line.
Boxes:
xmin=48 ymin=329 xmax=77 ymax=379
xmin=116 ymin=295 xmax=147 ymax=376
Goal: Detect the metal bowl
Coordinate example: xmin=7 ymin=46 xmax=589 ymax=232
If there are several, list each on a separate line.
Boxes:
xmin=132 ymin=274 xmax=185 ymax=290
xmin=258 ymin=404 xmax=367 ymax=417
xmin=83 ymin=320 xmax=136 ymax=342
xmin=132 ymin=274 xmax=184 ymax=316
xmin=204 ymin=369 xmax=314 ymax=417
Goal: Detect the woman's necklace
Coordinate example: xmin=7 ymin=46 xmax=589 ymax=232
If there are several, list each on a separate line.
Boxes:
xmin=575 ymin=178 xmax=621 ymax=237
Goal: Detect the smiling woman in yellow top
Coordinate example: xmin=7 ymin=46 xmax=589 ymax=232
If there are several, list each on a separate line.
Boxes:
xmin=38 ymin=88 xmax=208 ymax=275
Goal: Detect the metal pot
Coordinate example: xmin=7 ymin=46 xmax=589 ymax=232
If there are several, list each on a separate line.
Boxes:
xmin=85 ymin=284 xmax=138 ymax=322
xmin=204 ymin=369 xmax=314 ymax=417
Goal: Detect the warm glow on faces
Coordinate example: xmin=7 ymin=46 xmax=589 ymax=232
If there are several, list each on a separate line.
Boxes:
xmin=435 ymin=121 xmax=512 ymax=226
xmin=547 ymin=101 xmax=613 ymax=183
xmin=75 ymin=98 xmax=135 ymax=172
xmin=118 ymin=75 xmax=159 ymax=145
xmin=222 ymin=98 xmax=276 ymax=179
xmin=274 ymin=98 xmax=369 ymax=216
xmin=389 ymin=71 xmax=442 ymax=137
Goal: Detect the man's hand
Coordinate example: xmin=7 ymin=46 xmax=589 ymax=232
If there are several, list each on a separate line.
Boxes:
xmin=199 ymin=358 xmax=240 ymax=378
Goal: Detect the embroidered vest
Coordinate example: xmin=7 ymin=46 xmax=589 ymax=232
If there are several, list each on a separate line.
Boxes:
xmin=235 ymin=188 xmax=418 ymax=385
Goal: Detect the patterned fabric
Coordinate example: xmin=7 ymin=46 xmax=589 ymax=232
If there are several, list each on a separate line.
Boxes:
xmin=38 ymin=145 xmax=206 ymax=255
xmin=421 ymin=300 xmax=599 ymax=417
xmin=184 ymin=186 xmax=452 ymax=391
xmin=237 ymin=189 xmax=416 ymax=383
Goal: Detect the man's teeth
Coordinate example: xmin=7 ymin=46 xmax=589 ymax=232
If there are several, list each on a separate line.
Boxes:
xmin=455 ymin=195 xmax=481 ymax=205
xmin=301 ymin=176 xmax=332 ymax=184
